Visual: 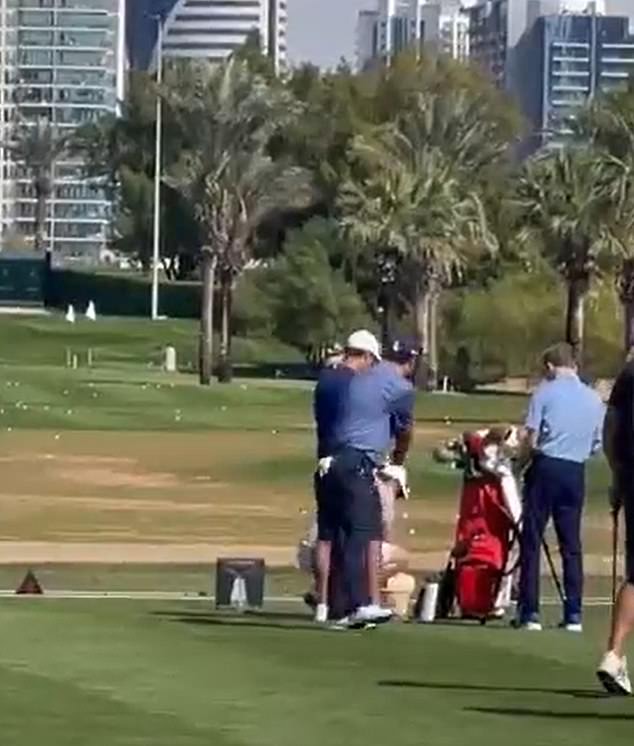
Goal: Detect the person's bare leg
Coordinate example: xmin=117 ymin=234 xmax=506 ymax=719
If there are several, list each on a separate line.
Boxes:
xmin=609 ymin=583 xmax=634 ymax=658
xmin=315 ymin=540 xmax=331 ymax=606
xmin=367 ymin=540 xmax=381 ymax=605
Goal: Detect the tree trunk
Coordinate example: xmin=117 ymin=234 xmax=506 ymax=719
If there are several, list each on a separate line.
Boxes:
xmin=414 ymin=288 xmax=431 ymax=390
xmin=199 ymin=252 xmax=216 ymax=386
xmin=34 ymin=184 xmax=48 ymax=254
xmin=217 ymin=275 xmax=233 ymax=384
xmin=625 ymin=301 xmax=634 ymax=355
xmin=565 ymin=279 xmax=586 ymax=364
xmin=618 ymin=259 xmax=634 ymax=356
xmin=428 ymin=288 xmax=439 ymax=391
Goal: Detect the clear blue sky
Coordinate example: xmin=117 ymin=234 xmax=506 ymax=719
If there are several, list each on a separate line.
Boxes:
xmin=287 ymin=0 xmax=370 ymax=69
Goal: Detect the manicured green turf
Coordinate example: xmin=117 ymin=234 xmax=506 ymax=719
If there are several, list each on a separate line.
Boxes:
xmin=0 ymin=315 xmax=302 ymax=369
xmin=0 ymin=599 xmax=630 ymax=746
xmin=0 ymin=314 xmax=528 ymax=432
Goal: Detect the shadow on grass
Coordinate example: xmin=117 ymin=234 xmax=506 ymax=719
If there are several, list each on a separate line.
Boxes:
xmin=466 ymin=706 xmax=633 ymax=720
xmin=379 ymin=680 xmax=609 ymax=700
xmin=152 ymin=608 xmax=326 ymax=634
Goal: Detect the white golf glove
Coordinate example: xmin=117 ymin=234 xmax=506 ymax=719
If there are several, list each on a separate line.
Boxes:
xmin=380 ymin=464 xmax=410 ymax=500
xmin=317 ymin=457 xmax=333 ymax=477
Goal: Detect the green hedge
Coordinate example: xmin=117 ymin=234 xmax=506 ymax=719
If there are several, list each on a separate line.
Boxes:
xmin=46 ymin=269 xmax=201 ymax=319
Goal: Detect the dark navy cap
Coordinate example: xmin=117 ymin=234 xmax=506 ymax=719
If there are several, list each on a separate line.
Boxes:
xmin=385 ymin=338 xmax=420 ymax=363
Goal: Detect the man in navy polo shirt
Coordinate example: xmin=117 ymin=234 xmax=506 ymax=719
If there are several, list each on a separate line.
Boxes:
xmin=597 ymin=353 xmax=634 ymax=695
xmin=327 ymin=338 xmax=417 ymax=627
xmin=516 ymin=343 xmax=604 ymax=631
xmin=312 ymin=330 xmax=381 ymax=623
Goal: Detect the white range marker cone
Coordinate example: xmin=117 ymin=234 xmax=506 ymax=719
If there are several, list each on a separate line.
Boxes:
xmin=86 ymin=300 xmax=97 ymax=321
xmin=65 ymin=304 xmax=76 ymax=324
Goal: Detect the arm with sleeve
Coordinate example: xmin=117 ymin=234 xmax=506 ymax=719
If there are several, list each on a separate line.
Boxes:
xmin=525 ymin=385 xmax=546 ymax=437
xmin=388 ymin=384 xmax=415 ymax=465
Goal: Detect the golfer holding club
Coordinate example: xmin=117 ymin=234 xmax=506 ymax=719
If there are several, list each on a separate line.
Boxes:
xmin=597 ymin=355 xmax=634 ymax=695
xmin=324 ymin=338 xmax=418 ymax=628
xmin=516 ymin=343 xmax=604 ymax=632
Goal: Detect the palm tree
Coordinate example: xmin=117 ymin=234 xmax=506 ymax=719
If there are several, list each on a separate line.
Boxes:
xmin=340 ymin=124 xmax=495 ymax=388
xmin=601 ymin=155 xmax=634 ymax=351
xmin=580 ymin=82 xmax=634 ymax=354
xmin=8 ymin=119 xmax=68 ymax=254
xmin=514 ymin=148 xmax=614 ymax=362
xmin=339 ymin=83 xmax=505 ymax=387
xmin=167 ymin=58 xmax=311 ymax=384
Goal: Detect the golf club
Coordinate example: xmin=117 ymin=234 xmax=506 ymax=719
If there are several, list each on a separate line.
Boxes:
xmin=611 ymin=506 xmax=620 ymax=618
xmin=541 ymin=535 xmax=566 ymax=607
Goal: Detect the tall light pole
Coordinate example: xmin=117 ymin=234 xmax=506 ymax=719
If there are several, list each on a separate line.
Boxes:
xmin=151 ymin=13 xmax=164 ymax=321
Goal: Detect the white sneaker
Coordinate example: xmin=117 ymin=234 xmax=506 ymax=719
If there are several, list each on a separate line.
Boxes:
xmin=562 ymin=623 xmax=583 ymax=633
xmin=329 ymin=616 xmax=350 ymax=630
xmin=350 ymin=604 xmax=393 ymax=625
xmin=314 ymin=603 xmax=329 ymax=624
xmin=512 ymin=618 xmax=542 ymax=631
xmin=522 ymin=621 xmax=543 ymax=631
xmin=597 ymin=651 xmax=632 ymax=696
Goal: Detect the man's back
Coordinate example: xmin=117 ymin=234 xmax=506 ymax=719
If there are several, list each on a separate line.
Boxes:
xmin=527 ymin=374 xmax=604 ymax=463
xmin=333 ymin=362 xmax=414 ymax=463
xmin=314 ymin=365 xmax=355 ymax=458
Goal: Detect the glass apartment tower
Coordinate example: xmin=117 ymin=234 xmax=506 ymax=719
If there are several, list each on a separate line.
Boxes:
xmin=0 ymin=0 xmax=125 ymax=261
xmin=516 ymin=12 xmax=634 ymax=150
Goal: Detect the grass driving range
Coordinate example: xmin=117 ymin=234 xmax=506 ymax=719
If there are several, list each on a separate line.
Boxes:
xmin=0 ymin=314 xmax=629 ymax=745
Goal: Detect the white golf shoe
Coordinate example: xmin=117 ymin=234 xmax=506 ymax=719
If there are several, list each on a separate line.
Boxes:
xmin=349 ymin=604 xmax=393 ymax=626
xmin=314 ymin=603 xmax=329 ymax=624
xmin=597 ymin=651 xmax=632 ymax=696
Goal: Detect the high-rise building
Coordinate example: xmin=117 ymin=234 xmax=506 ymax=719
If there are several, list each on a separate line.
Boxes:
xmin=126 ymin=0 xmax=287 ymax=73
xmin=356 ymin=0 xmax=469 ymax=71
xmin=0 ymin=0 xmax=126 ymax=261
xmin=466 ymin=0 xmax=530 ymax=91
xmin=467 ymin=0 xmax=634 ymax=152
xmin=517 ymin=10 xmax=634 ymax=150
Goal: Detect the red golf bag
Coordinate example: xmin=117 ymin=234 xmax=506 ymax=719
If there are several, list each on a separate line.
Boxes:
xmin=451 ymin=431 xmax=519 ymax=620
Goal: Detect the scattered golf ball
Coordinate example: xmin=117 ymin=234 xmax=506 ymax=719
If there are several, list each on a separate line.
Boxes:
xmin=0 ymin=409 xmax=4 ymax=415
xmin=408 ymin=528 xmax=416 ymax=535
xmin=6 ymin=427 xmax=12 ymax=432
xmin=66 ymin=409 xmax=73 ymax=415
xmin=220 ymin=406 xmax=227 ymax=412
xmin=54 ymin=434 xmax=61 ymax=440
xmin=272 ymin=429 xmax=278 ymax=435
xmin=43 ymin=405 xmax=49 ymax=411
xmin=63 ymin=390 xmax=69 ymax=396
xmin=402 ymin=512 xmax=409 ymax=520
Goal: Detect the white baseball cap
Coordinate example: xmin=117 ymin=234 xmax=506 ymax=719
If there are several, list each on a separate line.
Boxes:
xmin=345 ymin=329 xmax=381 ymax=360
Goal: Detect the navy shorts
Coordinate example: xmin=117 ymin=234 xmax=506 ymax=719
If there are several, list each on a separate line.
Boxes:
xmin=315 ymin=448 xmax=382 ymax=542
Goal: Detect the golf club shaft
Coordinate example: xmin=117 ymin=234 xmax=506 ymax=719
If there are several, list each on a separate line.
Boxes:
xmin=611 ymin=507 xmax=620 ymax=612
xmin=541 ymin=537 xmax=566 ymax=607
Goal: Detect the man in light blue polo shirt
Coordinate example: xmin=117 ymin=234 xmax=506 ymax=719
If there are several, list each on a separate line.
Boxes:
xmin=328 ymin=339 xmax=417 ymax=626
xmin=517 ymin=342 xmax=604 ymax=631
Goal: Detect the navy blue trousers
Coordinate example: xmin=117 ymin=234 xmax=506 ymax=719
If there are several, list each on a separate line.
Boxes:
xmin=324 ymin=448 xmax=382 ymax=611
xmin=518 ymin=455 xmax=585 ymax=622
